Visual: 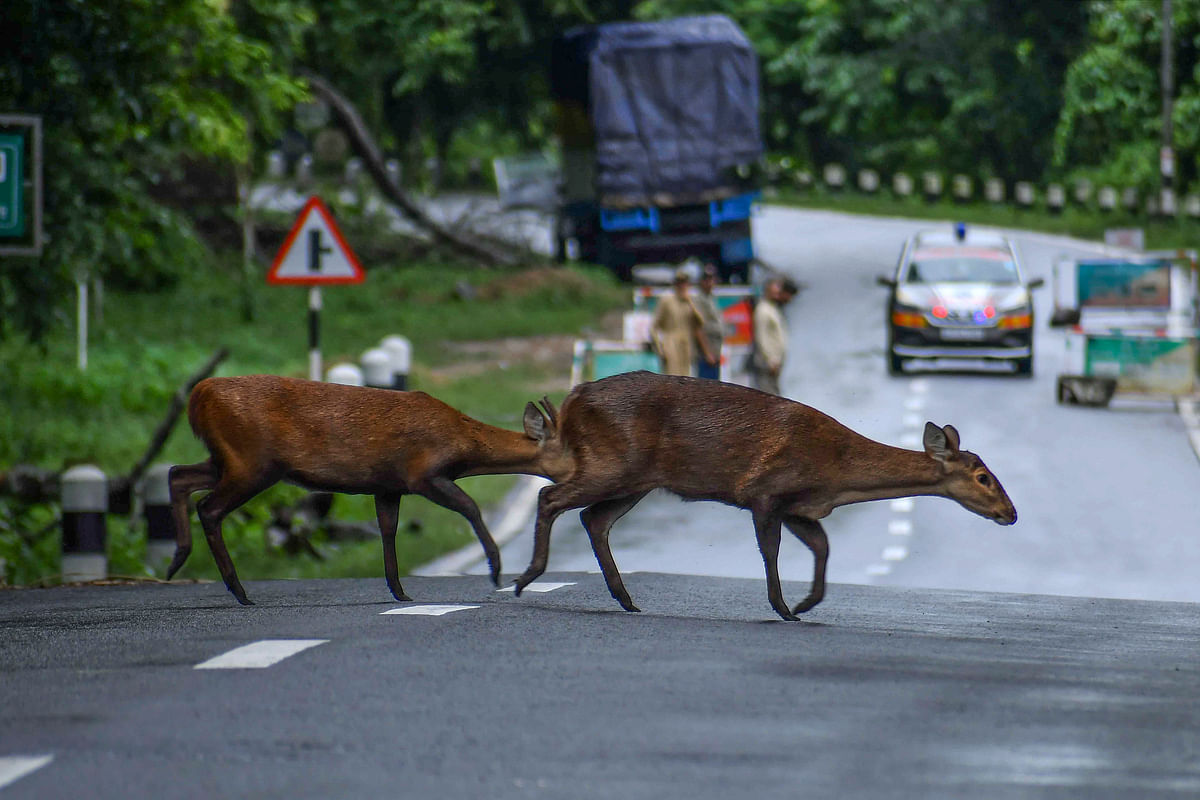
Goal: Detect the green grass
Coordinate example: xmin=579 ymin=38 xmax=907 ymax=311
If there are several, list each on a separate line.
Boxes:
xmin=771 ymin=188 xmax=1200 ymax=251
xmin=0 ymin=256 xmax=627 ymax=587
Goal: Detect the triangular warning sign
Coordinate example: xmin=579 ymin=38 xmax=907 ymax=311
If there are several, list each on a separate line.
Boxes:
xmin=267 ymin=196 xmax=365 ymax=285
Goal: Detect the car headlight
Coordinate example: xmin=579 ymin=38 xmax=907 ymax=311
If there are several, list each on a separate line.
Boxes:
xmin=895 ymin=285 xmax=935 ymax=308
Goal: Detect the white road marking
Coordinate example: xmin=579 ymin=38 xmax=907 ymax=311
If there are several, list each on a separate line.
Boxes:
xmin=194 ymin=639 xmax=328 ymax=670
xmin=0 ymin=755 xmax=53 ymax=790
xmin=900 ymin=432 xmax=921 ymax=448
xmin=497 ymin=581 xmax=576 ymax=593
xmin=381 ymin=604 xmax=478 ymax=616
xmin=888 ymin=519 xmax=913 ymax=536
xmin=904 ymin=395 xmax=926 ymax=411
xmin=890 ymin=498 xmax=914 ymax=512
xmin=865 ymin=564 xmax=892 ymax=577
xmin=902 ymin=413 xmax=924 ymax=428
xmin=910 ymin=378 xmax=930 ymax=394
xmin=882 ymin=545 xmax=908 ymax=561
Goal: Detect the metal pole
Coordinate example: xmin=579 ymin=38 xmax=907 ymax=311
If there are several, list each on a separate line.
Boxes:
xmin=1161 ymin=0 xmax=1176 ymax=215
xmin=76 ymin=278 xmax=87 ymax=370
xmin=308 ymin=286 xmax=322 ymax=381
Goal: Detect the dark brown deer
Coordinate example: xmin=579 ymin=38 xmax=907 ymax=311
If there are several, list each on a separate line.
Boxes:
xmin=168 ymin=375 xmax=567 ymax=605
xmin=512 ymin=371 xmax=1016 ymax=620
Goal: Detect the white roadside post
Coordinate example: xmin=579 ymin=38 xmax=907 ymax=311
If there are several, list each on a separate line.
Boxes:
xmin=380 ymin=334 xmax=412 ymax=390
xmin=326 ymin=363 xmax=365 ymax=386
xmin=361 ymin=347 xmax=393 ymax=389
xmin=143 ymin=463 xmax=176 ymax=572
xmin=308 ymin=286 xmax=322 ymax=381
xmin=61 ymin=465 xmax=107 ymax=582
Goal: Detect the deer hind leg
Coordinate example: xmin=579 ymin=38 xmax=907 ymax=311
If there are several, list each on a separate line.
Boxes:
xmin=374 ymin=493 xmax=410 ymax=602
xmin=166 ymin=461 xmax=218 ymax=580
xmin=752 ymin=507 xmax=798 ymax=621
xmin=195 ymin=470 xmax=275 ymax=606
xmin=579 ymin=492 xmax=648 ymax=612
xmin=513 ymin=482 xmax=596 ymax=595
xmin=416 ymin=476 xmax=502 ymax=587
xmin=783 ymin=516 xmax=829 ymax=614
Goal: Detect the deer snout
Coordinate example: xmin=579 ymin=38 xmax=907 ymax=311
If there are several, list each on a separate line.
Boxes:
xmin=992 ymin=505 xmax=1017 ymax=526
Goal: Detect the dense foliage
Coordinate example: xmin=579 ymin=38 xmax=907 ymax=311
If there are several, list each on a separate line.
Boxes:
xmin=0 ymin=0 xmax=1190 ymax=341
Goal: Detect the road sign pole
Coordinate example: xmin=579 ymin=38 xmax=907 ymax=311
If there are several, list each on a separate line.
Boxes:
xmin=76 ymin=278 xmax=88 ymax=370
xmin=308 ymin=286 xmax=322 ymax=381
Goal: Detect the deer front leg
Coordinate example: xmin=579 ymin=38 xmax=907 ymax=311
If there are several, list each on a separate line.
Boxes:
xmin=783 ymin=515 xmax=828 ymax=614
xmin=418 ymin=476 xmax=502 ymax=587
xmin=752 ymin=507 xmax=798 ymax=621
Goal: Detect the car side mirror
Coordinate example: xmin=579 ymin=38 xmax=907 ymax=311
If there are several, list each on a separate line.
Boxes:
xmin=1027 ymin=277 xmax=1046 ymax=289
xmin=876 ymin=275 xmax=896 ymax=288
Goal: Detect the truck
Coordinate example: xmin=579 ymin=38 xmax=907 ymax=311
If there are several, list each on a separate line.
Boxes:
xmin=549 ymin=15 xmax=763 ymax=283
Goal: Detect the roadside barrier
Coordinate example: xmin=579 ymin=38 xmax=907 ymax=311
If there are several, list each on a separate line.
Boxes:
xmin=143 ymin=463 xmax=175 ymax=573
xmin=61 ymin=464 xmax=107 ymax=582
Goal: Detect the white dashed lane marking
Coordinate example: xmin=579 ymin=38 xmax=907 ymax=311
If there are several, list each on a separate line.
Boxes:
xmin=381 ymin=605 xmax=478 ymax=616
xmin=882 ymin=546 xmax=909 ymax=561
xmin=865 ymin=564 xmax=892 ymax=577
xmin=888 ymin=519 xmax=913 ymax=536
xmin=890 ymin=498 xmax=914 ymax=513
xmin=194 ymin=639 xmax=328 ymax=670
xmin=0 ymin=755 xmax=53 ymax=790
xmin=497 ymin=581 xmax=576 ymax=594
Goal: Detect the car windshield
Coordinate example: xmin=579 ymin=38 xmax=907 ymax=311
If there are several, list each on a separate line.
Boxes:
xmin=906 ymin=250 xmax=1019 ymax=284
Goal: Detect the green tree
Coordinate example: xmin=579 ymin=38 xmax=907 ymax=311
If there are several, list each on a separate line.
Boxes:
xmin=1054 ymin=0 xmax=1200 ymax=193
xmin=0 ymin=0 xmax=308 ymax=341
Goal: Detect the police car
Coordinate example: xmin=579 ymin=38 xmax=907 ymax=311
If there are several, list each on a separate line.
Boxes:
xmin=877 ymin=224 xmax=1044 ymax=375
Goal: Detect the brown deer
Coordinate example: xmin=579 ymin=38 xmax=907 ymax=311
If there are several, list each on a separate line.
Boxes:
xmin=167 ymin=375 xmax=567 ymax=605
xmin=512 ymin=371 xmax=1016 ymax=620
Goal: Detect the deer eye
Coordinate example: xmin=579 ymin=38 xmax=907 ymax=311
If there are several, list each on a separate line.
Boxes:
xmin=976 ymin=474 xmax=992 ymax=487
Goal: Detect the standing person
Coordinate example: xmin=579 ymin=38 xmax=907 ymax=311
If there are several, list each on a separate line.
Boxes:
xmin=694 ymin=264 xmax=724 ymax=380
xmin=651 ymin=267 xmax=704 ymax=376
xmin=751 ymin=277 xmax=797 ymax=395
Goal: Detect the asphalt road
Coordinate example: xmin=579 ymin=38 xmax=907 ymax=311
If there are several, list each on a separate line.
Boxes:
xmin=479 ymin=206 xmax=1200 ymax=606
xmin=3 ymin=575 xmax=1199 ymax=799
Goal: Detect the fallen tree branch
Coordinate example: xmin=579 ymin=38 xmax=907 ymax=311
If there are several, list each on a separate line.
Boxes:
xmin=301 ymin=70 xmax=521 ymax=268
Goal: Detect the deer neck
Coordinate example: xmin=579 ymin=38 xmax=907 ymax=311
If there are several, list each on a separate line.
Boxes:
xmin=458 ymin=425 xmax=549 ymax=479
xmin=826 ymin=441 xmax=946 ymax=509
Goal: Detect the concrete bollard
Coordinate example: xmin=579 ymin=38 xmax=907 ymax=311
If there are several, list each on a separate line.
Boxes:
xmin=921 ymin=172 xmax=943 ymax=203
xmin=361 ymin=347 xmax=393 ymax=389
xmin=1121 ymin=187 xmax=1139 ymax=213
xmin=1046 ymin=184 xmax=1065 ymax=214
xmin=893 ymin=172 xmax=913 ymax=198
xmin=61 ymin=465 xmax=107 ymax=582
xmin=822 ymin=164 xmax=846 ymax=191
xmin=1098 ymin=186 xmax=1117 ymax=212
xmin=380 ymin=335 xmax=412 ymax=390
xmin=326 ymin=363 xmax=364 ymax=386
xmin=266 ymin=150 xmax=286 ymax=180
xmin=1015 ymin=182 xmax=1035 ymax=208
xmin=951 ymin=174 xmax=972 ymax=203
xmin=984 ymin=178 xmax=1005 ymax=204
xmin=296 ymin=154 xmax=313 ymax=184
xmin=857 ymin=169 xmax=880 ymax=193
xmin=143 ymin=463 xmax=176 ymax=572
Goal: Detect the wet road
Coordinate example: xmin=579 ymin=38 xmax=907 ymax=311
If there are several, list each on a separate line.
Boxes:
xmin=479 ymin=207 xmax=1200 ymax=605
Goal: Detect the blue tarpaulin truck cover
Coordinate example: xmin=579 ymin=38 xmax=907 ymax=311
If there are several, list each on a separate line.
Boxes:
xmin=551 ymin=15 xmax=762 ymax=207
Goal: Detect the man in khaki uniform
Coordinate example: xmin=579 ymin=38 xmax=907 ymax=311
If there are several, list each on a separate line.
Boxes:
xmin=694 ymin=264 xmax=725 ymax=379
xmin=652 ymin=268 xmax=707 ymax=376
xmin=751 ymin=277 xmax=797 ymax=395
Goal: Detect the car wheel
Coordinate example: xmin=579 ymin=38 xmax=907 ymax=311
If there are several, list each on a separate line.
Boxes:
xmin=887 ymin=351 xmax=905 ymax=376
xmin=1014 ymin=356 xmax=1033 ymax=376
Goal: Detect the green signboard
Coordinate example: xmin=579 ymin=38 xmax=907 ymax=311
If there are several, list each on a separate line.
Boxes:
xmin=0 ymin=132 xmax=24 ymax=237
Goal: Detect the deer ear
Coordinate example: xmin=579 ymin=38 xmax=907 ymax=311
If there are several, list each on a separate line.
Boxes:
xmin=523 ymin=402 xmax=549 ymax=442
xmin=941 ymin=424 xmax=961 ymax=452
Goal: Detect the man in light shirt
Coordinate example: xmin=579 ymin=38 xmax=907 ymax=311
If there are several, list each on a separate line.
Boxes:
xmin=751 ymin=277 xmax=797 ymax=395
